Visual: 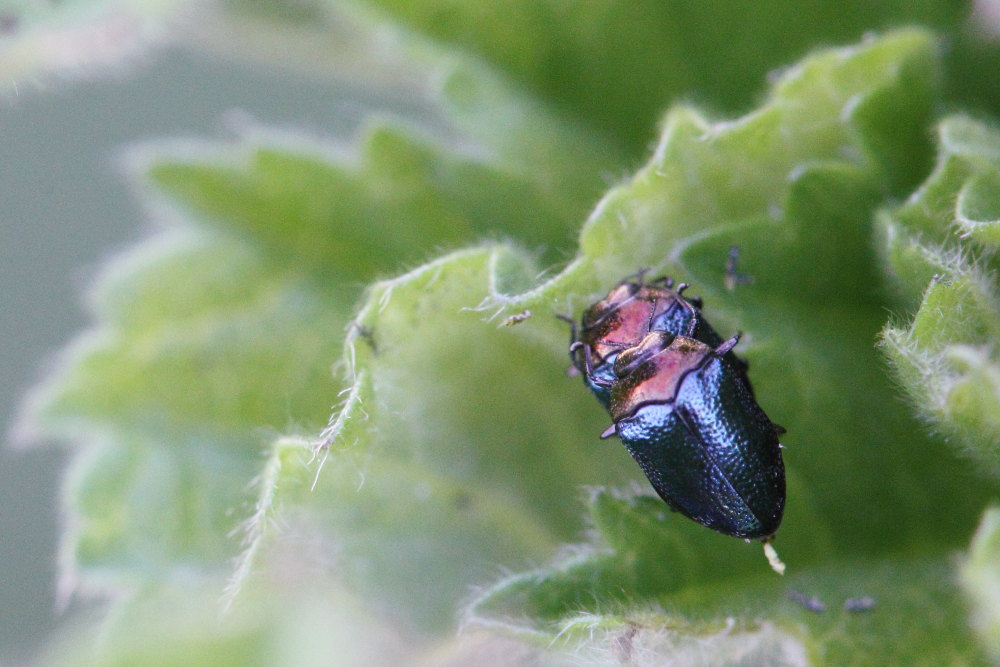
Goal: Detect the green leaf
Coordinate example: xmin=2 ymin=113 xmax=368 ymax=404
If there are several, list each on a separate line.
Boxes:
xmin=17 ymin=19 xmax=626 ymax=598
xmin=880 ymin=115 xmax=1000 ymax=473
xmin=962 ymin=506 xmax=1000 ymax=663
xmin=465 ymin=554 xmax=981 ymax=664
xmin=209 ymin=29 xmax=993 ymax=663
xmin=146 ymin=119 xmax=619 ymax=273
xmin=957 ymin=170 xmax=1000 ymax=246
xmin=19 ymin=229 xmax=347 ymax=593
xmin=468 ymin=491 xmax=985 ymax=664
xmin=138 ymin=1 xmax=976 ymax=162
xmin=229 ymin=247 xmax=643 ymax=632
xmin=40 ymin=582 xmax=411 ymax=667
xmin=353 ymin=0 xmax=968 ymax=152
xmin=20 ymin=16 xmax=1000 ymax=666
xmin=468 ymin=490 xmax=775 ymax=623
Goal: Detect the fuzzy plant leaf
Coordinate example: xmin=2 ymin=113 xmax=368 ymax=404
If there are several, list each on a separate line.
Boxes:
xmin=879 ymin=116 xmax=1000 ymax=663
xmin=469 ymin=494 xmax=983 ymax=665
xmin=879 ymin=115 xmax=1000 ymax=474
xmin=18 ymin=13 xmax=1000 ymax=667
xmin=464 ymin=546 xmax=976 ymax=664
xmin=17 ymin=39 xmax=621 ymax=601
xmin=963 ymin=506 xmax=1000 ymax=663
xmin=39 ymin=581 xmax=412 ymax=667
xmin=214 ymin=29 xmax=992 ymax=663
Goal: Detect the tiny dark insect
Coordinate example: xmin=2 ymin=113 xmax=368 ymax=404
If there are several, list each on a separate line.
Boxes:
xmin=843 ymin=596 xmax=876 ymax=612
xmin=349 ymin=322 xmax=378 ymax=352
xmin=724 ymin=245 xmax=754 ymax=291
xmin=500 ymin=310 xmax=532 ymax=327
xmin=564 ymin=273 xmax=786 ymax=568
xmin=788 ymin=590 xmax=826 ymax=613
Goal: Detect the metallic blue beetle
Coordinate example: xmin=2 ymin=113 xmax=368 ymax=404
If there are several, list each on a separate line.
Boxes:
xmin=566 ymin=276 xmax=785 ymax=542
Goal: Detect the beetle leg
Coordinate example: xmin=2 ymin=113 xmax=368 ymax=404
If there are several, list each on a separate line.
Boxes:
xmin=567 ymin=340 xmax=587 ymax=377
xmin=600 ymin=423 xmax=618 ymax=439
xmin=715 ymin=333 xmax=741 ymax=356
xmin=574 ymin=341 xmax=614 ymax=390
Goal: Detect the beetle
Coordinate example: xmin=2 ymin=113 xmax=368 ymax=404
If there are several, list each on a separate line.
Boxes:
xmin=562 ymin=273 xmax=747 ymax=409
xmin=599 ymin=329 xmax=785 ymax=540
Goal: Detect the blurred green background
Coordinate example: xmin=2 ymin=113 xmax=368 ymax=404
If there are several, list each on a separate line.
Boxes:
xmin=0 ymin=47 xmax=396 ymax=663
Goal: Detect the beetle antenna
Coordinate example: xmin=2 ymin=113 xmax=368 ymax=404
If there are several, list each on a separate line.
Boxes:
xmin=555 ymin=313 xmax=578 ymax=343
xmin=674 ymin=288 xmax=700 ymax=337
xmin=621 ymin=267 xmax=651 ymax=285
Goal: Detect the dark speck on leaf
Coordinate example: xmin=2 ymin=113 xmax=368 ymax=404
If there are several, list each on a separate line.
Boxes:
xmin=452 ymin=491 xmax=472 ymax=511
xmin=787 ymin=590 xmax=825 ymax=613
xmin=500 ymin=310 xmax=532 ymax=327
xmin=844 ymin=596 xmax=876 ymax=612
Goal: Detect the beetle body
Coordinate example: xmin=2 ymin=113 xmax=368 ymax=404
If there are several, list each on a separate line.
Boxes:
xmin=605 ymin=330 xmax=785 ymax=539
